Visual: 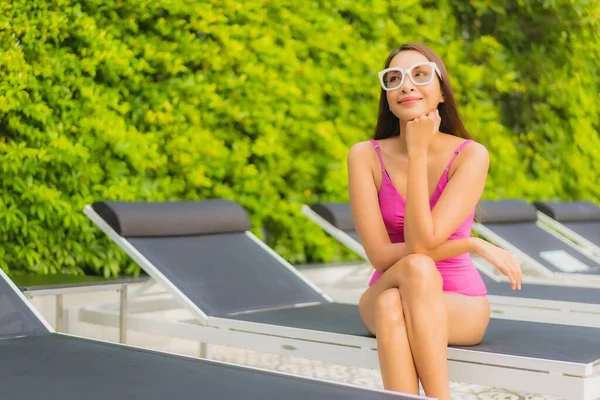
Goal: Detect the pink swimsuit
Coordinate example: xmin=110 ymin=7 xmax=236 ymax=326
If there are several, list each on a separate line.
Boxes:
xmin=368 ymin=139 xmax=487 ymax=296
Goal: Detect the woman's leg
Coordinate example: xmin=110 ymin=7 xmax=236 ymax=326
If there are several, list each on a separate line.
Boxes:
xmin=359 ymin=288 xmax=419 ymax=393
xmin=394 ymin=255 xmax=450 ymax=399
xmin=444 ymin=292 xmax=490 ymax=345
xmin=359 ymin=254 xmax=490 ymax=400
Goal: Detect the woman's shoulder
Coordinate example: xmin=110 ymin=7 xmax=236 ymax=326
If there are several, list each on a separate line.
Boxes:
xmin=444 ymin=138 xmax=489 ymax=177
xmin=439 ymin=134 xmax=488 ymax=157
xmin=348 ymin=137 xmax=398 ymax=153
xmin=460 ymin=138 xmax=489 ymax=160
xmin=348 ymin=140 xmax=376 ymax=159
xmin=347 ymin=140 xmax=383 ymax=172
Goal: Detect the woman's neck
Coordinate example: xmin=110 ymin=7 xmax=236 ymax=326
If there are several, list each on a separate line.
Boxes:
xmin=395 ymin=120 xmax=409 ymax=155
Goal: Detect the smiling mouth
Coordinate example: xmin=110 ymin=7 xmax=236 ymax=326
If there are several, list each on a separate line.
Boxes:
xmin=398 ymin=98 xmax=421 ymax=105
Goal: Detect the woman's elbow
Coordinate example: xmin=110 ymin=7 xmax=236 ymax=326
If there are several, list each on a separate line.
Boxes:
xmin=370 ymin=260 xmax=389 ymax=272
xmin=367 ymin=255 xmax=392 ymax=272
xmin=408 ymin=245 xmax=429 ymax=255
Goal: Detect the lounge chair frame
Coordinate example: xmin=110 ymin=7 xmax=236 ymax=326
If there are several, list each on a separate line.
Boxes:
xmin=76 ymin=204 xmax=600 ymax=400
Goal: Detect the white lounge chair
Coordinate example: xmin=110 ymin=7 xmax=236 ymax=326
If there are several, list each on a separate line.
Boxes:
xmin=0 ymin=266 xmax=421 ymax=400
xmin=534 ymin=200 xmax=600 ymax=257
xmin=473 ymin=200 xmax=600 ymax=283
xmin=302 ymin=202 xmax=600 ymax=327
xmin=77 ymin=199 xmax=600 ymax=400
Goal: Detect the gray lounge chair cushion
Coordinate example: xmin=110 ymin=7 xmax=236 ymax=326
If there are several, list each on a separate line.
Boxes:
xmin=127 ymin=233 xmax=326 ymax=316
xmin=310 ymin=203 xmax=356 ymax=231
xmin=482 ymin=221 xmax=600 ymax=274
xmin=0 ymin=278 xmax=49 ymax=338
xmin=534 ymin=201 xmax=600 ymax=222
xmin=476 ymin=200 xmax=538 ymax=224
xmin=230 ymin=303 xmax=372 ymax=337
xmin=92 ymin=200 xmax=251 ymax=237
xmin=482 ymin=273 xmax=600 ymax=304
xmin=0 ymin=335 xmax=411 ymax=400
xmin=231 ymin=303 xmax=600 ymax=364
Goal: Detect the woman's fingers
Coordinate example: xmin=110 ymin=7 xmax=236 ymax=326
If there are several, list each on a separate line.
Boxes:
xmin=500 ymin=252 xmax=522 ymax=290
xmin=511 ymin=256 xmax=523 ymax=290
xmin=510 ymin=269 xmax=517 ymax=290
xmin=491 ymin=248 xmax=523 ymax=290
xmin=518 ymin=261 xmax=523 ymax=288
xmin=504 ymin=262 xmax=520 ymax=290
xmin=502 ymin=264 xmax=516 ymax=290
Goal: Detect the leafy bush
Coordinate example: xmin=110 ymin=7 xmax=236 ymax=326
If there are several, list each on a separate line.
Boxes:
xmin=1 ymin=0 xmax=597 ymax=276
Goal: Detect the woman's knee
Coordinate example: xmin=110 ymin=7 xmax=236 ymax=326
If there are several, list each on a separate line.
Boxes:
xmin=393 ymin=254 xmax=443 ymax=292
xmin=375 ymin=288 xmax=405 ymax=325
xmin=359 ymin=288 xmax=405 ymax=335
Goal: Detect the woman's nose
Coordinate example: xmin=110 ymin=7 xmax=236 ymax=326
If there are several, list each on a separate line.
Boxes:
xmin=400 ymin=77 xmax=416 ymax=92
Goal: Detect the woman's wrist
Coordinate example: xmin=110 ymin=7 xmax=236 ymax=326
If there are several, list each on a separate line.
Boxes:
xmin=408 ymin=148 xmax=427 ymax=160
xmin=469 ymin=237 xmax=483 ymax=254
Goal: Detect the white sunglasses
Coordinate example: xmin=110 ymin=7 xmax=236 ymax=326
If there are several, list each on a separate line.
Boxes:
xmin=378 ymin=61 xmax=442 ymax=91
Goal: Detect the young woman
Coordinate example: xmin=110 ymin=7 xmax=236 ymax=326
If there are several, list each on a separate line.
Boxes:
xmin=347 ymin=43 xmax=523 ymax=399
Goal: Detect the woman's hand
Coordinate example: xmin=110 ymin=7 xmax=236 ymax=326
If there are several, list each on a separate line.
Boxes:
xmin=472 ymin=237 xmax=523 ymax=290
xmin=406 ymin=109 xmax=441 ymax=156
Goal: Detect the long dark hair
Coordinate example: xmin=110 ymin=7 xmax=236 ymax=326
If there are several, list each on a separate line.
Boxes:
xmin=373 ymin=43 xmax=470 ymax=140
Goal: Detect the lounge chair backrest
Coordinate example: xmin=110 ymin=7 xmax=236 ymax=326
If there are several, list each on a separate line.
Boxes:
xmin=0 ymin=272 xmax=49 ymax=338
xmin=91 ymin=200 xmax=326 ymax=317
xmin=475 ymin=200 xmax=538 ymax=224
xmin=309 ymin=203 xmax=355 ymax=231
xmin=92 ymin=199 xmax=252 ymax=237
xmin=534 ymin=201 xmax=600 ymax=222
xmin=474 ymin=200 xmax=600 ymax=274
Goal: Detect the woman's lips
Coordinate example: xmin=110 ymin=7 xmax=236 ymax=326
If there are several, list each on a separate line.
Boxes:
xmin=399 ymin=98 xmax=421 ymax=106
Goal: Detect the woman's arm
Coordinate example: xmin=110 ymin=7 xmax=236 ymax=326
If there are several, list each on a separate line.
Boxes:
xmin=404 ymin=112 xmax=490 ymax=254
xmin=347 ymin=141 xmax=396 ymax=271
xmin=426 ymin=237 xmax=477 ymax=261
xmin=381 ymin=237 xmax=476 ymax=268
xmin=347 ymin=141 xmax=479 ymax=272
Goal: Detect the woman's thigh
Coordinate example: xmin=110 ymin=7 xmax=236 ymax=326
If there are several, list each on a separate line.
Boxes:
xmin=444 ymin=292 xmax=490 ymax=346
xmin=359 ymin=254 xmax=442 ymax=334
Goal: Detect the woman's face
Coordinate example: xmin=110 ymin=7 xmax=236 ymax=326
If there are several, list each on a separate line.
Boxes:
xmin=385 ymin=50 xmax=444 ymax=121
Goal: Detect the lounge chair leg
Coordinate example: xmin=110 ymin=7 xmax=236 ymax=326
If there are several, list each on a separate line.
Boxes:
xmin=56 ymin=294 xmax=63 ymax=332
xmin=119 ymin=285 xmax=127 ymax=344
xmin=64 ymin=307 xmax=80 ymax=334
xmin=199 ymin=342 xmax=211 ymax=359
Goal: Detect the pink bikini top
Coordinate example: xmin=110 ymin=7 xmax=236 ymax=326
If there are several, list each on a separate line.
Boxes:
xmin=369 ymin=138 xmax=475 ymax=250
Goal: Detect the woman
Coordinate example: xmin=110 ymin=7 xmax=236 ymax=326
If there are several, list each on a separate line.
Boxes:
xmin=347 ymin=43 xmax=523 ymax=399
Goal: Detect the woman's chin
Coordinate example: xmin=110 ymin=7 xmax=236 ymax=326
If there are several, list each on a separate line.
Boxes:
xmin=394 ymin=108 xmax=426 ymax=121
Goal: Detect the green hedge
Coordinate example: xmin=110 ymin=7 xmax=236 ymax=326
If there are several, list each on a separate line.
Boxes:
xmin=1 ymin=0 xmax=598 ymax=276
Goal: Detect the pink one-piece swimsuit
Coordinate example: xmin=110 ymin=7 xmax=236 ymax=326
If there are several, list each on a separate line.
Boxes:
xmin=367 ymin=139 xmax=487 ymax=296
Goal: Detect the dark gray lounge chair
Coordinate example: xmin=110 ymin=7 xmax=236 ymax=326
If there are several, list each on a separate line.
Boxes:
xmin=303 ymin=202 xmax=600 ymax=327
xmin=534 ymin=200 xmax=600 ymax=257
xmin=0 ymin=267 xmax=421 ymax=400
xmin=81 ymin=199 xmax=600 ymax=400
xmin=474 ymin=200 xmax=600 ymax=282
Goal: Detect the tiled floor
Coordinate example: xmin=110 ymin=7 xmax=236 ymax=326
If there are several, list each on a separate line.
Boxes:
xmin=28 ymin=262 xmax=561 ymax=400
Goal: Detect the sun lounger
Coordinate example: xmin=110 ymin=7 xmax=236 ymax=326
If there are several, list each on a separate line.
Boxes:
xmin=474 ymin=200 xmax=600 ymax=283
xmin=534 ymin=200 xmax=600 ymax=257
xmin=302 ymin=202 xmax=366 ymax=259
xmin=303 ymin=202 xmax=600 ymax=327
xmin=79 ymin=199 xmax=600 ymax=399
xmin=14 ymin=274 xmax=150 ymax=341
xmin=0 ymin=266 xmax=421 ymax=400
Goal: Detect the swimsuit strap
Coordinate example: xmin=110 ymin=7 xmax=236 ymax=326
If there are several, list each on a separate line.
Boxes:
xmin=369 ymin=139 xmax=387 ymax=172
xmin=444 ymin=139 xmax=473 ymax=172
